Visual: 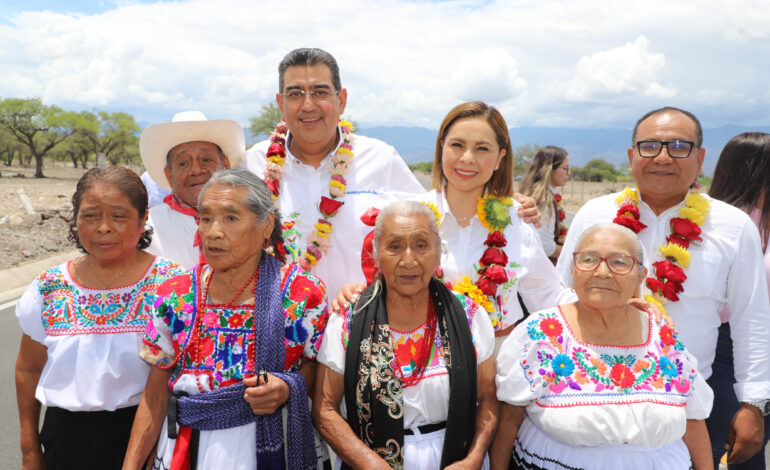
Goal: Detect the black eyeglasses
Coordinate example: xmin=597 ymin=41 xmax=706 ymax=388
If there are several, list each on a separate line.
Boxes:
xmin=573 ymin=252 xmax=638 ymax=275
xmin=636 ymin=140 xmax=695 ymax=159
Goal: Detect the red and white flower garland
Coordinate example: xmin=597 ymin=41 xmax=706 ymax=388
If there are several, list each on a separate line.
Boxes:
xmin=613 ymin=187 xmax=710 ymax=314
xmin=555 ymin=193 xmax=567 ymax=244
xmin=263 ymin=120 xmax=355 ymax=270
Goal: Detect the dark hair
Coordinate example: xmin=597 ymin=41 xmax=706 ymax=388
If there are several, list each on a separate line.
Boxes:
xmin=68 ymin=166 xmax=152 ymax=253
xmin=632 ymin=106 xmax=703 ymax=147
xmin=431 ymin=101 xmax=513 ymax=198
xmin=709 ymin=132 xmax=770 ymax=251
xmin=199 ymin=169 xmax=285 ymax=261
xmin=278 ymin=48 xmax=341 ymax=93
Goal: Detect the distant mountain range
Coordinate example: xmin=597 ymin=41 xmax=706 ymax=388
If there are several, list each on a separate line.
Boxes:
xmin=140 ymin=120 xmax=770 ymax=177
xmin=357 ymin=124 xmax=770 ymax=176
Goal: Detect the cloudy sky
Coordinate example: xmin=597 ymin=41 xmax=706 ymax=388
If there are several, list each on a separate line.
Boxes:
xmin=1 ymin=0 xmax=769 ymax=131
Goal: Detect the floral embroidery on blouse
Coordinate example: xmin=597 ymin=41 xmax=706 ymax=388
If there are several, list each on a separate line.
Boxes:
xmin=519 ymin=309 xmax=697 ymax=407
xmin=340 ymin=291 xmax=478 ymax=388
xmin=141 ymin=262 xmax=329 ymax=390
xmin=36 ymin=258 xmax=184 ymax=336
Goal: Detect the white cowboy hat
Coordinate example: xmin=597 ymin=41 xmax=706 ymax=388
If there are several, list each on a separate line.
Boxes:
xmin=140 ymin=110 xmax=245 ymax=191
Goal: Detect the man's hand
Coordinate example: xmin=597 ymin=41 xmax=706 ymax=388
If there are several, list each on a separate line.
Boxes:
xmin=627 ymin=298 xmax=677 ymax=333
xmin=243 ymin=373 xmax=290 ymax=415
xmin=513 ymin=193 xmax=541 ymax=227
xmin=726 ymin=404 xmax=764 ymax=464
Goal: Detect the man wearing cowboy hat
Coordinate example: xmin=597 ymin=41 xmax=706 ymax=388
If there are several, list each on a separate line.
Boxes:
xmin=142 ymin=110 xmax=245 ymax=269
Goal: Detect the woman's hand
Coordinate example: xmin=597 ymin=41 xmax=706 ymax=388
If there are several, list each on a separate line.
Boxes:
xmin=513 ymin=193 xmax=541 ymax=228
xmin=332 ymin=283 xmax=365 ymax=313
xmin=627 ymin=297 xmax=677 ymax=333
xmin=243 ymin=374 xmax=291 ymax=415
xmin=20 ymin=447 xmax=45 ymax=470
xmin=123 ymin=367 xmax=172 ymax=470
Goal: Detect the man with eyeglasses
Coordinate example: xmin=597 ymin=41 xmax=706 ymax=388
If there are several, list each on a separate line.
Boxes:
xmin=555 ymin=106 xmax=770 ymax=468
xmin=241 ymin=48 xmax=425 ymax=303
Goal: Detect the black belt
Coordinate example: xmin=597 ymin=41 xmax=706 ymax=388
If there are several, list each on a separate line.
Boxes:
xmin=403 ymin=421 xmax=446 ymax=435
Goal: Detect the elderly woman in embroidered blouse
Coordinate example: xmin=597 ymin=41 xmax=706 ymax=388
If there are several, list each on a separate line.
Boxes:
xmin=15 ymin=167 xmax=185 ymax=470
xmin=491 ymin=223 xmax=714 ymax=470
xmin=122 ymin=169 xmax=328 ymax=470
xmin=314 ymin=200 xmax=497 ymax=469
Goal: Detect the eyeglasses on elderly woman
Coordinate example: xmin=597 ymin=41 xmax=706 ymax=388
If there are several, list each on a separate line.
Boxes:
xmin=572 ymin=251 xmax=638 ymax=275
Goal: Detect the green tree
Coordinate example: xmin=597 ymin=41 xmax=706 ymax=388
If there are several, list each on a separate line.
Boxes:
xmin=513 ymin=144 xmax=542 ymax=176
xmin=56 ymin=110 xmax=140 ymax=168
xmin=0 ymin=97 xmax=78 ymax=177
xmin=0 ymin=126 xmax=24 ymax=166
xmin=408 ymin=161 xmax=433 ymax=172
xmin=248 ymin=102 xmax=283 ymax=140
xmin=581 ymin=158 xmax=622 ymax=182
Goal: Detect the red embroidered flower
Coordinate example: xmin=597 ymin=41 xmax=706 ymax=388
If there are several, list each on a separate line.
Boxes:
xmin=610 ymin=363 xmax=636 ymax=389
xmin=653 ymin=260 xmax=687 ymax=283
xmin=289 ymin=275 xmax=324 ymax=309
xmin=190 ymin=335 xmax=215 ymax=362
xmin=284 ymin=343 xmax=305 ymax=370
xmin=267 ymin=142 xmax=285 ymax=158
xmin=281 ymin=221 xmax=295 ymax=230
xmin=659 ymin=324 xmax=676 ymax=346
xmin=476 ymin=276 xmax=497 ymax=296
xmin=395 ymin=337 xmax=422 ymax=368
xmin=157 ymin=275 xmax=192 ymax=298
xmin=485 ymin=231 xmax=507 ymax=248
xmin=275 ymin=240 xmax=287 ymax=257
xmin=540 ymin=318 xmax=563 ymax=337
xmin=319 ymin=196 xmax=344 ymax=217
xmin=480 ymin=247 xmax=508 ymax=267
xmin=480 ymin=264 xmax=508 ymax=284
xmin=228 ymin=313 xmax=245 ymax=329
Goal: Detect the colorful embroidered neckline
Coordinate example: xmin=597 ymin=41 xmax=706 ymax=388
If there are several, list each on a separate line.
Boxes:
xmin=613 ymin=187 xmax=710 ymax=314
xmin=263 ymin=120 xmax=355 ymax=269
xmin=439 ymin=195 xmax=513 ymax=330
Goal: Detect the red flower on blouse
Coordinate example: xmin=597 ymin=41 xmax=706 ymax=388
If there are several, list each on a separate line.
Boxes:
xmin=395 ymin=336 xmax=424 ymax=369
xmin=610 ymin=363 xmax=636 ymax=389
xmin=284 ymin=342 xmax=305 ymax=370
xmin=228 ymin=313 xmax=245 ymax=329
xmin=540 ymin=318 xmax=563 ymax=337
xmin=289 ymin=275 xmax=324 ymax=309
xmin=157 ymin=275 xmax=192 ymax=298
xmin=659 ymin=324 xmax=676 ymax=346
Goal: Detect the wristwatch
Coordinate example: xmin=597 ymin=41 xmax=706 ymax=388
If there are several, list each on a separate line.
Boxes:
xmin=742 ymin=400 xmax=770 ymax=416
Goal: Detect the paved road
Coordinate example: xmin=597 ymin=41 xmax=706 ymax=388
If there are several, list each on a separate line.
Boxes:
xmin=1 ymin=301 xmax=21 ymax=466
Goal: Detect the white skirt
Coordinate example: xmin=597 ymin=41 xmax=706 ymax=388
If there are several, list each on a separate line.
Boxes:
xmin=513 ymin=416 xmax=692 ymax=470
xmin=334 ymin=427 xmax=490 ymax=470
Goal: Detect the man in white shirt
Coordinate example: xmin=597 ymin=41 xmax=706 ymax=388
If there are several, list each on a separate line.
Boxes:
xmin=556 ymin=107 xmax=770 ymax=466
xmin=141 ymin=111 xmax=244 ymax=269
xmin=240 ymin=48 xmax=428 ymax=299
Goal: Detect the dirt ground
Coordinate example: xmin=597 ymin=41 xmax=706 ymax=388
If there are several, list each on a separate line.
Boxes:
xmin=0 ymin=162 xmax=628 ymax=270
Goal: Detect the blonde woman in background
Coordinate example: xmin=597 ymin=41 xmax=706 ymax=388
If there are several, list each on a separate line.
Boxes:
xmin=518 ymin=146 xmax=570 ymax=261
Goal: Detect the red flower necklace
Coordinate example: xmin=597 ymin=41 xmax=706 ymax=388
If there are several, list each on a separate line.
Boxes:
xmin=613 ymin=187 xmax=710 ymax=313
xmin=554 ymin=192 xmax=567 ymax=244
xmin=263 ymin=120 xmax=355 ymax=270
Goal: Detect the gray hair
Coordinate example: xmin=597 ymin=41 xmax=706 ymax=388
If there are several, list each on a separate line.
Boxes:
xmin=356 ymin=200 xmax=441 ymax=312
xmin=372 ymin=200 xmax=441 ymax=261
xmin=198 ymin=168 xmax=284 ymax=259
xmin=278 ymin=48 xmax=342 ymax=93
xmin=573 ymin=223 xmax=645 ymax=273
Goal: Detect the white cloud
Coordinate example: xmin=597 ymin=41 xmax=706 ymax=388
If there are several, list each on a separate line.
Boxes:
xmin=565 ymin=36 xmax=677 ymax=102
xmin=0 ymin=0 xmax=767 ymax=129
